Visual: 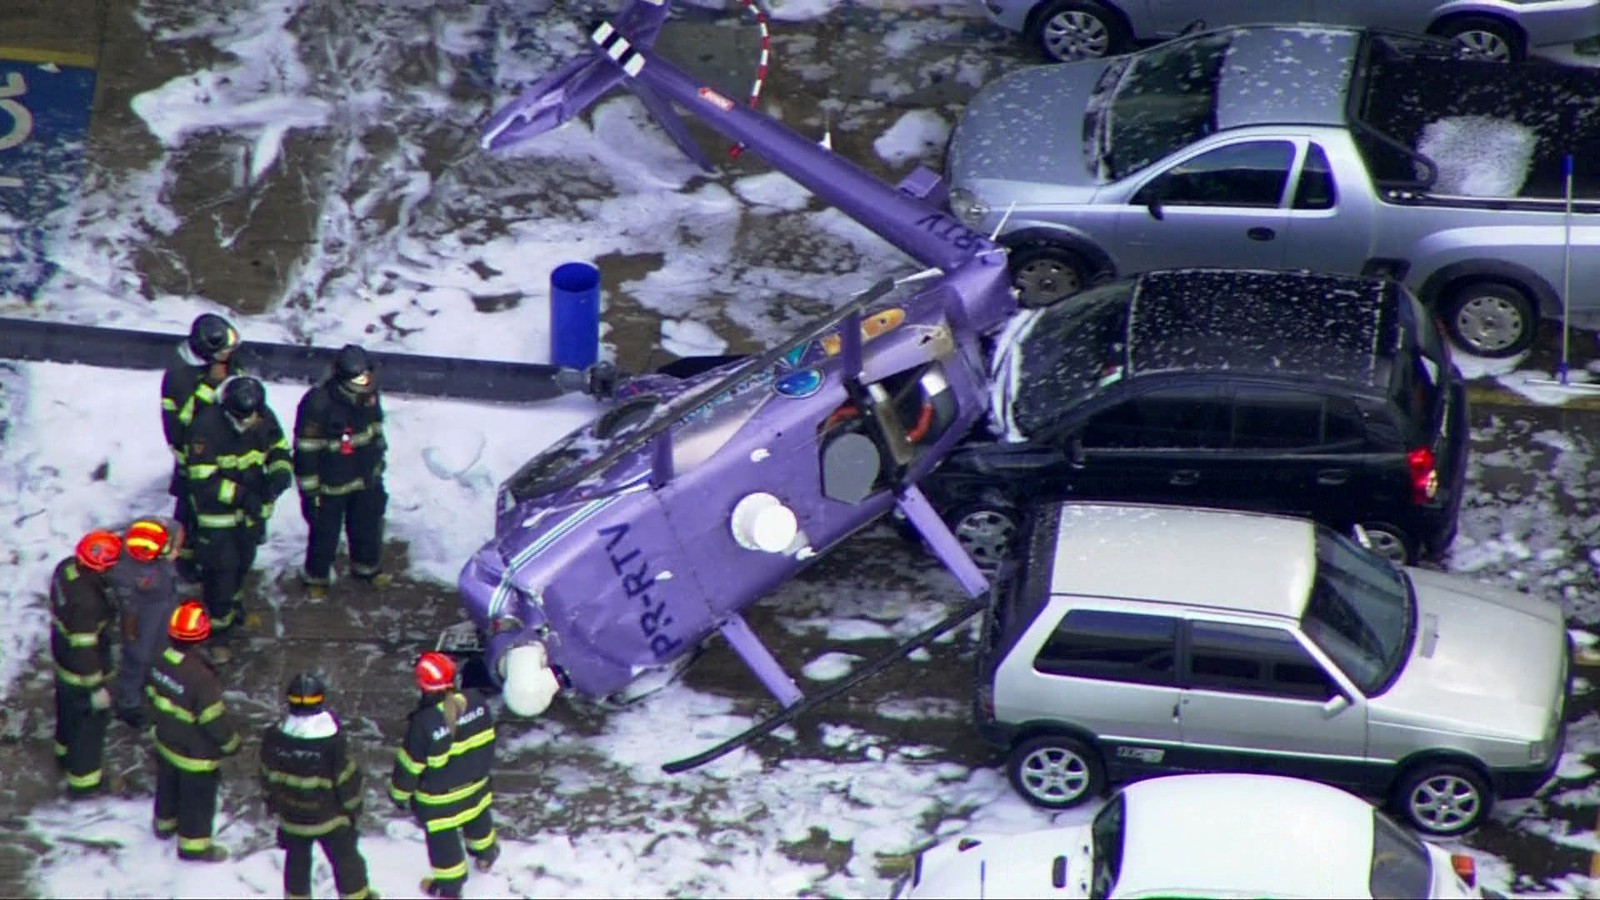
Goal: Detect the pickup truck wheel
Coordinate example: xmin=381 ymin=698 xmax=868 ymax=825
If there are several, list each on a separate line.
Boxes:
xmin=1392 ymin=761 xmax=1492 ymax=836
xmin=1357 ymin=521 xmax=1413 ymax=564
xmin=1029 ymin=0 xmax=1129 ymax=63
xmin=1009 ymin=244 xmax=1092 ymax=308
xmin=1009 ymin=734 xmax=1106 ymax=809
xmin=1441 ymin=281 xmax=1535 ymax=358
xmin=950 ymin=501 xmax=1021 ymax=571
xmin=1434 ymin=16 xmax=1524 ymax=63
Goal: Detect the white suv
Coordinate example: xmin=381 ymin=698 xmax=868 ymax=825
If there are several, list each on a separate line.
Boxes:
xmin=976 ymin=501 xmax=1571 ymax=835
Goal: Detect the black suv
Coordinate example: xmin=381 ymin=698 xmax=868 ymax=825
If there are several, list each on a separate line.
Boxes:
xmin=921 ymin=268 xmax=1468 ymax=566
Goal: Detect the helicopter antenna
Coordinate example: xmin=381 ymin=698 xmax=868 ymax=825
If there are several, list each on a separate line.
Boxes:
xmin=895 ymin=267 xmax=942 ymax=285
xmin=989 ymin=200 xmax=1017 ymax=241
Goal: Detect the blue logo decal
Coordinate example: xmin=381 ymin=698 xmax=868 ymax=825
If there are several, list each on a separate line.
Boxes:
xmin=774 ymin=368 xmax=822 ymax=398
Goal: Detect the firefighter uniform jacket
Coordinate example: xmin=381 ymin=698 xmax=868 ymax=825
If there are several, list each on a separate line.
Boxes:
xmin=160 ymin=344 xmax=244 ymax=469
xmin=389 ymin=691 xmax=496 ymax=828
xmin=48 ymin=559 xmax=117 ymax=691
xmin=259 ymin=711 xmax=365 ymax=836
xmin=185 ymin=402 xmax=293 ymax=533
xmin=146 ymin=645 xmax=242 ymax=772
xmin=293 ymin=380 xmax=386 ymax=499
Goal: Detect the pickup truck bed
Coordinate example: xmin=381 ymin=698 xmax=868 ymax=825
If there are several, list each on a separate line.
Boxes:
xmin=1360 ymin=57 xmax=1600 ymax=201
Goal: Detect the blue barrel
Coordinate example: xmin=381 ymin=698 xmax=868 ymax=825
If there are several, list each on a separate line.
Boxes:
xmin=549 ymin=262 xmax=601 ymax=369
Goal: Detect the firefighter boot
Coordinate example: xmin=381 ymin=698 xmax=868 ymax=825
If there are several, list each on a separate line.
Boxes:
xmin=419 ymin=878 xmax=462 ymax=899
xmin=474 ymin=841 xmax=500 ymax=873
xmin=179 ymin=845 xmax=229 ymax=863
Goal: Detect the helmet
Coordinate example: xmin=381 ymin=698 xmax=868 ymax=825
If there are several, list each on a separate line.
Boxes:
xmin=334 ymin=344 xmax=377 ymax=394
xmin=169 ymin=601 xmax=211 ymax=643
xmin=75 ymin=530 xmax=122 ymax=572
xmin=415 ymin=652 xmax=457 ymax=693
xmin=285 ymin=672 xmax=327 ymax=714
xmin=187 ymin=313 xmax=240 ymax=363
xmin=123 ymin=519 xmax=170 ymax=563
xmin=220 ymin=376 xmax=266 ymax=419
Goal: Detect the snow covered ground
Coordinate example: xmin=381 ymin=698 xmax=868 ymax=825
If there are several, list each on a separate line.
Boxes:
xmin=7 ymin=1 xmax=1600 ymax=897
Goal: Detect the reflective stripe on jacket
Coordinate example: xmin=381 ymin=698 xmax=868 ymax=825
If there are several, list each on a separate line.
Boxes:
xmin=147 ymin=646 xmax=241 ymax=771
xmin=388 ymin=691 xmax=496 ymax=822
xmin=49 ymin=559 xmax=116 ymax=689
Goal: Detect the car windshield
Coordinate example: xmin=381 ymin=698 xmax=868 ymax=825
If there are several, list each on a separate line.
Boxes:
xmin=1102 ymin=32 xmax=1231 ymax=180
xmin=1369 ymin=809 xmax=1434 ymax=899
xmin=1300 ymin=527 xmax=1414 ymax=694
xmin=1005 ymin=281 xmax=1132 ymax=439
xmin=1089 ymin=794 xmax=1125 ymax=900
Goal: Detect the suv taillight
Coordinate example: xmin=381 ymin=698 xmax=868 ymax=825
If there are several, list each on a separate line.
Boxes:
xmin=1407 ymin=447 xmax=1439 ymax=504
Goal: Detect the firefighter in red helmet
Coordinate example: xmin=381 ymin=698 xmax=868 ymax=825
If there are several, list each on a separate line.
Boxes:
xmin=49 ymin=530 xmax=121 ymax=798
xmin=390 ymin=652 xmax=500 ymax=898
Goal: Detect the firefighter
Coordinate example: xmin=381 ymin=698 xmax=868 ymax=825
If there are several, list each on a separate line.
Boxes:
xmin=49 ymin=530 xmax=121 ymax=798
xmin=294 ymin=343 xmax=391 ymax=599
xmin=161 ymin=313 xmax=244 ymax=578
xmin=389 ymin=652 xmax=501 ymax=899
xmin=260 ymin=672 xmax=375 ymax=900
xmin=185 ymin=374 xmax=292 ymax=661
xmin=107 ymin=517 xmax=185 ymax=729
xmin=147 ymin=601 xmax=241 ymax=862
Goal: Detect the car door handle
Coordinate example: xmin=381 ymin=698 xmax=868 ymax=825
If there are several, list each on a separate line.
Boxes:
xmin=1317 ymin=469 xmax=1350 ymax=485
xmin=1171 ymin=701 xmax=1181 ymax=720
xmin=1246 ymin=226 xmax=1276 ymax=241
xmin=1169 ymin=469 xmax=1200 ymax=486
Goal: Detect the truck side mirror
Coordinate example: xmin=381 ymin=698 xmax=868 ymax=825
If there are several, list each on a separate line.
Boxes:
xmin=1067 ymin=434 xmax=1087 ymax=468
xmin=1321 ymin=693 xmax=1351 ymax=718
xmin=1135 ymin=182 xmax=1166 ymax=220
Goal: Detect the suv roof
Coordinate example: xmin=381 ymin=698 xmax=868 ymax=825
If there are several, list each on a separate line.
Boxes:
xmin=1130 ymin=269 xmax=1395 ymax=389
xmin=1049 ymin=502 xmax=1315 ymax=619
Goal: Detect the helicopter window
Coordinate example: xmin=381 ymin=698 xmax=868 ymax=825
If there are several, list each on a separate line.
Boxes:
xmin=818 ymin=362 xmax=957 ymax=496
xmin=593 ymin=395 xmax=661 ymax=440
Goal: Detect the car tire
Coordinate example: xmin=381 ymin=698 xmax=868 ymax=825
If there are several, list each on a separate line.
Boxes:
xmin=1358 ymin=521 xmax=1413 ymax=564
xmin=1440 ymin=280 xmax=1536 ymax=358
xmin=1392 ymin=760 xmax=1493 ymax=836
xmin=949 ymin=501 xmax=1021 ymax=570
xmin=1008 ymin=244 xmax=1093 ymax=309
xmin=1433 ymin=16 xmax=1524 ymax=63
xmin=1028 ymin=0 xmax=1130 ymax=64
xmin=1008 ymin=733 xmax=1106 ymax=809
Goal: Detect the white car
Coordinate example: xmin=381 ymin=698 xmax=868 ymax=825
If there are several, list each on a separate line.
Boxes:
xmin=902 ymin=773 xmax=1494 ymax=899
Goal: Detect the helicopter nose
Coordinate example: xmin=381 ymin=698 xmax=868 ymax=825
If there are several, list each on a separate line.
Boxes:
xmin=501 ymin=641 xmax=561 ymax=717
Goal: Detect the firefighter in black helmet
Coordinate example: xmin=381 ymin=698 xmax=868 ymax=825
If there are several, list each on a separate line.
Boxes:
xmin=161 ymin=313 xmax=244 ymax=579
xmin=294 ymin=344 xmax=390 ymax=599
xmin=259 ymin=672 xmax=375 ymax=900
xmin=184 ymin=375 xmax=291 ymax=660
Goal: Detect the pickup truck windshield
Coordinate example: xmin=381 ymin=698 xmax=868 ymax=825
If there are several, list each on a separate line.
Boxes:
xmin=1300 ymin=527 xmax=1414 ymax=694
xmin=1102 ymin=32 xmax=1231 ymax=180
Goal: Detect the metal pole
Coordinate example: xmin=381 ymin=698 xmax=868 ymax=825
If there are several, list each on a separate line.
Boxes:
xmin=1561 ymin=154 xmax=1575 ymax=385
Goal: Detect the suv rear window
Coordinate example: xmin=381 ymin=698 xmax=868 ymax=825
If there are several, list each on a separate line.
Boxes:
xmin=1035 ymin=609 xmax=1178 ymax=684
xmin=1370 ymin=810 xmax=1433 ymax=899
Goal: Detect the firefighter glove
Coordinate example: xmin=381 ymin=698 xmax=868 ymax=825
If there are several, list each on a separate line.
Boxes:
xmin=89 ymin=688 xmax=111 ymax=711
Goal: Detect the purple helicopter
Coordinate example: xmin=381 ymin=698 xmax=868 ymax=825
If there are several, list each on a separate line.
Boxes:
xmin=451 ymin=0 xmax=1017 ymax=768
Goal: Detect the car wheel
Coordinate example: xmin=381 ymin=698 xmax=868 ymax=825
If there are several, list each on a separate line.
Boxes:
xmin=1008 ymin=244 xmax=1093 ymax=309
xmin=1008 ymin=733 xmax=1105 ymax=809
xmin=1393 ymin=761 xmax=1492 ymax=836
xmin=1028 ymin=0 xmax=1130 ymax=63
xmin=1434 ymin=16 xmax=1524 ymax=63
xmin=950 ymin=502 xmax=1020 ymax=570
xmin=1358 ymin=522 xmax=1412 ymax=564
xmin=1441 ymin=280 xmax=1535 ymax=358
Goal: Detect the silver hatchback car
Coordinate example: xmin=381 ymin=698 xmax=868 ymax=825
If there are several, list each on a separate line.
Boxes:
xmin=976 ymin=501 xmax=1571 ymax=836
xmin=980 ymin=0 xmax=1600 ymax=62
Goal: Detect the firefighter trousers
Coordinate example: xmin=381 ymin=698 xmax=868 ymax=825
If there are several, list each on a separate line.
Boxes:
xmin=53 ymin=682 xmax=108 ymax=796
xmin=420 ymin=799 xmax=497 ymax=898
xmin=281 ymin=823 xmax=372 ymax=899
xmin=154 ymin=756 xmax=220 ymax=859
xmin=194 ymin=527 xmax=258 ymax=635
xmin=303 ymin=486 xmax=387 ymax=584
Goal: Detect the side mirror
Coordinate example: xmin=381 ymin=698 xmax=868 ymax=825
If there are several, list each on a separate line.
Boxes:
xmin=1135 ymin=182 xmax=1166 ymax=220
xmin=1351 ymin=523 xmax=1373 ymax=549
xmin=1321 ymin=693 xmax=1351 ymax=718
xmin=1067 ymin=434 xmax=1087 ymax=468
xmin=1178 ymin=18 xmax=1207 ymax=37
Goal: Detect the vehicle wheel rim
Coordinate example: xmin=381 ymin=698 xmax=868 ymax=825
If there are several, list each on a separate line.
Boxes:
xmin=1014 ymin=258 xmax=1081 ymax=307
xmin=1409 ymin=774 xmax=1481 ymax=832
xmin=1453 ymin=31 xmax=1511 ymax=62
xmin=1042 ymin=12 xmax=1110 ymax=62
xmin=1361 ymin=527 xmax=1408 ymax=563
xmin=1020 ymin=745 xmax=1091 ymax=803
xmin=955 ymin=509 xmax=1016 ymax=568
xmin=1455 ymin=294 xmax=1523 ymax=353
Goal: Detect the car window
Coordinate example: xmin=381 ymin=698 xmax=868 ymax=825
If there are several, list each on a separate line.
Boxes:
xmin=1089 ymin=793 xmax=1126 ymax=900
xmin=1104 ymin=32 xmax=1231 ymax=180
xmin=1080 ymin=386 xmax=1230 ymax=450
xmin=1293 ymin=142 xmax=1337 ymax=210
xmin=1186 ymin=621 xmax=1337 ymax=700
xmin=1370 ymin=809 xmax=1434 ymax=899
xmin=1325 ymin=396 xmax=1365 ymax=445
xmin=1231 ymin=388 xmax=1367 ymax=451
xmin=1141 ymin=140 xmax=1295 ymax=208
xmin=1300 ymin=526 xmax=1413 ymax=694
xmin=1034 ymin=609 xmax=1179 ymax=686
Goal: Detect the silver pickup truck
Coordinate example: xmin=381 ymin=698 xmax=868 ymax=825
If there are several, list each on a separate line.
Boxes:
xmin=945 ymin=25 xmax=1600 ymax=357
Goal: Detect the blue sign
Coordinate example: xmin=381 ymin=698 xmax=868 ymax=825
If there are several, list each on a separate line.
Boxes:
xmin=0 ymin=50 xmax=97 ymax=301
